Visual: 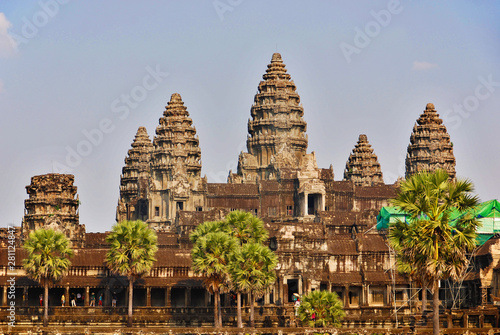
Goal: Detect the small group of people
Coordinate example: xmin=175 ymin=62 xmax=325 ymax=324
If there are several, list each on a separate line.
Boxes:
xmin=59 ymin=292 xmax=105 ymax=307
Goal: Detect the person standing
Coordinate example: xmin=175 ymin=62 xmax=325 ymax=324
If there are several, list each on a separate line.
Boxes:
xmin=90 ymin=292 xmax=96 ymax=307
xmin=98 ymin=294 xmax=103 ymax=307
xmin=61 ymin=294 xmax=65 ymax=307
xmin=39 ymin=294 xmax=43 ymax=307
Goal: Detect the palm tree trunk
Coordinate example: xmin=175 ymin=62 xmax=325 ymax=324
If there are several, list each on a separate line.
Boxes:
xmin=432 ymin=279 xmax=440 ymax=335
xmin=43 ymin=279 xmax=49 ymax=327
xmin=237 ymin=292 xmax=242 ymax=328
xmin=249 ymin=291 xmax=255 ymax=327
xmin=218 ymin=292 xmax=222 ymax=327
xmin=128 ymin=277 xmax=133 ymax=327
xmin=214 ymin=291 xmax=220 ymax=328
xmin=422 ymin=282 xmax=427 ymax=314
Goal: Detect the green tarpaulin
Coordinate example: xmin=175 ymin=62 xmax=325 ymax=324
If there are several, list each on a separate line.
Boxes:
xmin=376 ymin=199 xmax=500 ymax=245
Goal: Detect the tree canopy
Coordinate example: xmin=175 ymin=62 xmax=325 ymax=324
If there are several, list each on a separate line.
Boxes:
xmin=388 ymin=170 xmax=480 ymax=335
xmin=23 ymin=228 xmax=73 ymax=326
xmin=297 ymin=290 xmax=345 ymax=328
xmin=105 ymin=220 xmax=158 ymax=327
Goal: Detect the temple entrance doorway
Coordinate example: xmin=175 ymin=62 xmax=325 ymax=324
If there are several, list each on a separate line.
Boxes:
xmin=287 ymin=279 xmax=298 ymax=302
xmin=307 ymin=194 xmax=321 ymax=215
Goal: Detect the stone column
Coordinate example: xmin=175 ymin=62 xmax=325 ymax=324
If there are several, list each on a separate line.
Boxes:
xmin=146 ymin=287 xmax=151 ymax=307
xmin=303 ymin=193 xmax=308 ymax=216
xmin=186 ymin=287 xmax=192 ymax=307
xmin=2 ymin=286 xmax=7 ymax=306
xmin=65 ymin=285 xmax=70 ymax=307
xmin=362 ymin=283 xmax=368 ymax=307
xmin=23 ymin=286 xmax=28 ymax=306
xmin=344 ymin=285 xmax=350 ymax=308
xmin=264 ymin=288 xmax=270 ymax=305
xmin=481 ymin=287 xmax=488 ymax=305
xmin=277 ymin=277 xmax=283 ymax=305
xmin=446 ymin=313 xmax=453 ymax=329
xmin=165 ymin=287 xmax=171 ymax=307
xmin=387 ymin=284 xmax=392 ymax=306
xmin=105 ymin=286 xmax=111 ymax=306
xmin=85 ymin=287 xmax=90 ymax=307
xmin=205 ymin=290 xmax=210 ymax=307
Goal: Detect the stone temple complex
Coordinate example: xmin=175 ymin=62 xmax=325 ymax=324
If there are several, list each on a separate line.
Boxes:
xmin=1 ymin=53 xmax=500 ymax=331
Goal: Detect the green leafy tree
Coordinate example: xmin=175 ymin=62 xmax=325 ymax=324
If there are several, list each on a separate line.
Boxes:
xmin=190 ymin=223 xmax=237 ymax=328
xmin=388 ymin=170 xmax=479 ymax=335
xmin=23 ymin=228 xmax=73 ymax=327
xmin=105 ymin=220 xmax=158 ymax=327
xmin=225 ymin=210 xmax=270 ymax=328
xmin=229 ymin=242 xmax=277 ymax=327
xmin=297 ymin=290 xmax=345 ymax=328
xmin=225 ymin=210 xmax=268 ymax=244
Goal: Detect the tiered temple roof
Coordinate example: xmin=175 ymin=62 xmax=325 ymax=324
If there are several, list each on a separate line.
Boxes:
xmin=22 ymin=174 xmax=84 ymax=247
xmin=119 ymin=127 xmax=153 ymax=201
xmin=343 ymin=134 xmax=384 ymax=186
xmin=117 ymin=127 xmax=153 ymax=222
xmin=231 ymin=53 xmax=309 ymax=183
xmin=405 ymin=103 xmax=456 ymax=179
xmin=152 ymin=93 xmax=202 ymax=180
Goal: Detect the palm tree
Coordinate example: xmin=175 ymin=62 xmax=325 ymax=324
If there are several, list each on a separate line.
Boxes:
xmin=225 ymin=210 xmax=271 ymax=327
xmin=297 ymin=290 xmax=345 ymax=327
xmin=105 ymin=220 xmax=158 ymax=327
xmin=388 ymin=170 xmax=479 ymax=335
xmin=191 ymin=227 xmax=237 ymax=328
xmin=225 ymin=210 xmax=268 ymax=244
xmin=229 ymin=242 xmax=277 ymax=327
xmin=22 ymin=228 xmax=73 ymax=327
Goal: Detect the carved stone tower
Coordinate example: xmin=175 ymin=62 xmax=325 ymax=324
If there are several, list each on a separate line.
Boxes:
xmin=405 ymin=103 xmax=456 ymax=179
xmin=229 ymin=53 xmax=309 ymax=183
xmin=116 ymin=126 xmax=153 ymax=222
xmin=22 ymin=174 xmax=85 ymax=247
xmin=343 ymin=134 xmax=384 ymax=186
xmin=149 ymin=93 xmax=206 ymax=229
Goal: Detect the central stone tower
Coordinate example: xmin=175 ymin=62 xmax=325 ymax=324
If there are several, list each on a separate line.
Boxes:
xmin=229 ymin=53 xmax=309 ymax=183
xmin=149 ymin=93 xmax=206 ymax=228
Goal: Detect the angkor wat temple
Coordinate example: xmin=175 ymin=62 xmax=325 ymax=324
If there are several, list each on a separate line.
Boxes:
xmin=2 ymin=53 xmax=500 ymax=330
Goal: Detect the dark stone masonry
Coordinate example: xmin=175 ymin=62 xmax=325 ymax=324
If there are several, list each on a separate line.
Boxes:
xmin=1 ymin=53 xmax=499 ymax=333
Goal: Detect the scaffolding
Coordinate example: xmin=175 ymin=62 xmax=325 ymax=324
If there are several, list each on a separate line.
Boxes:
xmin=385 ymin=239 xmax=481 ymax=325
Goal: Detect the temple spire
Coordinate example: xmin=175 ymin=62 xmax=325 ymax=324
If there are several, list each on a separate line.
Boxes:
xmin=343 ymin=134 xmax=384 ymax=186
xmin=232 ymin=53 xmax=308 ymax=183
xmin=405 ymin=103 xmax=456 ymax=179
xmin=152 ymin=93 xmax=202 ymax=180
xmin=117 ymin=126 xmax=153 ymax=222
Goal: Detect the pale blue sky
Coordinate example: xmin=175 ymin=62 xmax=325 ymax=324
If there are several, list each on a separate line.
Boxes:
xmin=1 ymin=1 xmax=499 ymax=232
